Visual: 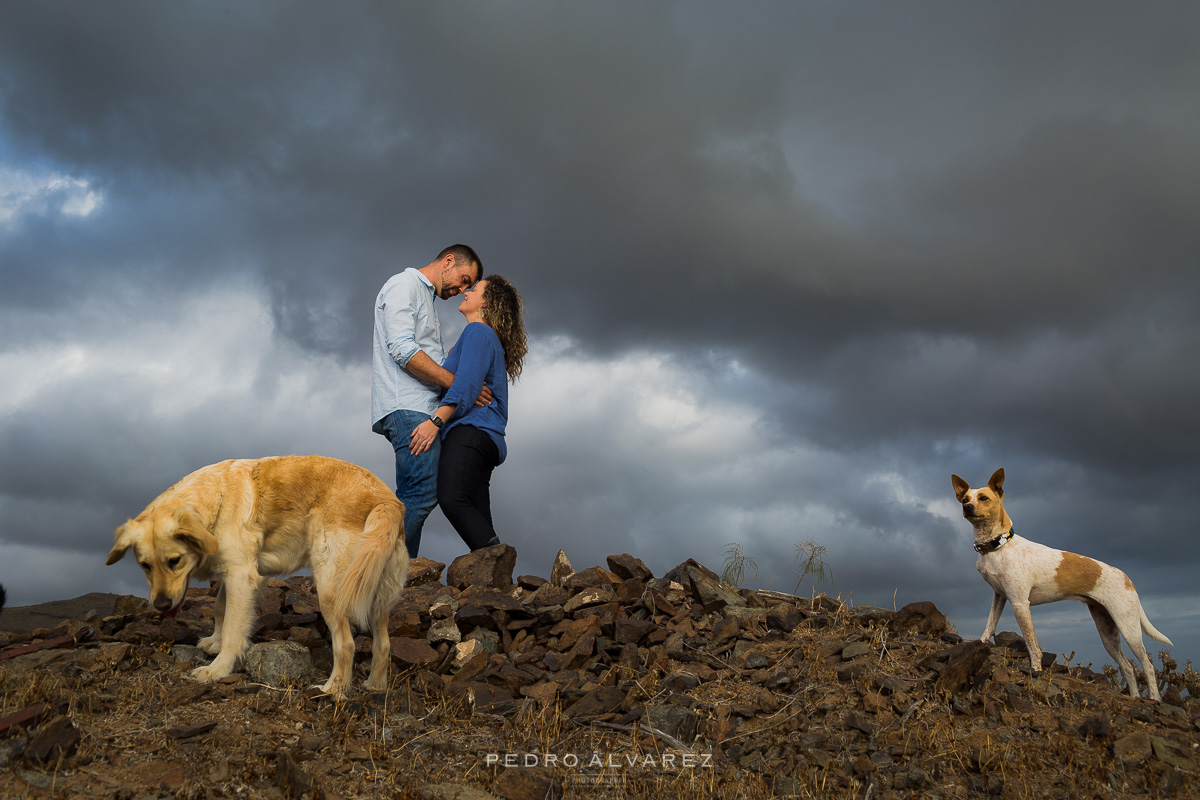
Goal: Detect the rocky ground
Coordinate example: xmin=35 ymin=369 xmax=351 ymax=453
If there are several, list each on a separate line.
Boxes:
xmin=1 ymin=546 xmax=1197 ymax=800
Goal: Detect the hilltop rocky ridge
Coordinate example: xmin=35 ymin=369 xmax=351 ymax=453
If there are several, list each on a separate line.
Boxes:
xmin=1 ymin=545 xmax=1197 ymax=799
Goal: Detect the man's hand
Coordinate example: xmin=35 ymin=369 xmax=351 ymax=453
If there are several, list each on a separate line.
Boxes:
xmin=407 ymin=350 xmax=491 ymax=405
xmin=475 ymin=383 xmax=493 ymax=407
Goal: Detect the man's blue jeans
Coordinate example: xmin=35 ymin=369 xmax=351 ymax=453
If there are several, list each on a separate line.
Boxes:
xmin=375 ymin=409 xmax=440 ymax=558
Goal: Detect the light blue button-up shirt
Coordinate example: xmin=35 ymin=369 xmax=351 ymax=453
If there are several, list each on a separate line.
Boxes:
xmin=371 ymin=268 xmax=446 ymax=425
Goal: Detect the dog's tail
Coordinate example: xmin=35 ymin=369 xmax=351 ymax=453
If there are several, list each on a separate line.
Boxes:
xmin=370 ymin=531 xmax=410 ymax=628
xmin=335 ymin=499 xmax=407 ymax=628
xmin=1140 ymin=606 xmax=1174 ymax=646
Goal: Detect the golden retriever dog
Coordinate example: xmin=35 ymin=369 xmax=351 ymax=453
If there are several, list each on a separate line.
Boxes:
xmin=106 ymin=455 xmax=408 ymax=697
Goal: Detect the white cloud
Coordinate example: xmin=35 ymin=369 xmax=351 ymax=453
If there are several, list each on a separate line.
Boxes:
xmin=0 ymin=164 xmax=105 ymax=226
xmin=495 ymin=339 xmax=932 ymax=589
xmin=1 ymin=283 xmax=283 ymax=418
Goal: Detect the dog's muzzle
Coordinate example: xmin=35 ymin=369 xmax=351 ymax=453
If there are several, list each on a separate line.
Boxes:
xmin=154 ymin=596 xmax=182 ymax=618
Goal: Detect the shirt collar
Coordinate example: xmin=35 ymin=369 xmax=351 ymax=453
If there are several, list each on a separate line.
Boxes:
xmin=411 ymin=267 xmax=436 ymax=296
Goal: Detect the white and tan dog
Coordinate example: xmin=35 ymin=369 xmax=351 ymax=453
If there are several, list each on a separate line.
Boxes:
xmin=952 ymin=468 xmax=1172 ymax=700
xmin=107 ymin=455 xmax=408 ymax=697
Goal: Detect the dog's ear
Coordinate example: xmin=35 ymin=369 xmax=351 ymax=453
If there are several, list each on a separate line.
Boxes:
xmin=951 ymin=474 xmax=970 ymax=501
xmin=987 ymin=468 xmax=1005 ymax=497
xmin=174 ymin=509 xmax=219 ymax=557
xmin=106 ymin=520 xmax=137 ymax=565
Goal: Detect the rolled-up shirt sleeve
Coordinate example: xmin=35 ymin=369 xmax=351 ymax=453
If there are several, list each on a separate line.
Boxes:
xmin=380 ymin=281 xmax=422 ymax=368
xmin=441 ymin=325 xmax=494 ymax=419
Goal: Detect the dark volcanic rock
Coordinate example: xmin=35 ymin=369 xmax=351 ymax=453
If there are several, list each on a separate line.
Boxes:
xmin=549 ymin=550 xmax=574 ymax=587
xmin=407 ymin=557 xmax=448 ymax=587
xmin=563 ymin=585 xmax=615 ymax=614
xmin=526 ymin=584 xmax=568 ymax=609
xmin=393 ymin=637 xmax=440 ymax=667
xmin=447 ymin=544 xmax=518 ymax=590
xmin=934 ymin=641 xmax=991 ymax=694
xmin=887 ymin=601 xmax=948 ymax=637
xmin=25 ymin=715 xmax=81 ymax=763
xmin=275 ymin=748 xmax=315 ymax=799
xmin=619 ymin=618 xmax=657 ymax=647
xmin=645 ymin=703 xmax=699 ymax=743
xmin=766 ymin=603 xmax=806 ymax=632
xmin=562 ymin=566 xmax=619 ymax=594
xmin=605 ymin=553 xmax=654 ymax=582
xmin=517 ymin=575 xmax=548 ymax=591
xmin=458 ymin=586 xmax=525 ymax=614
xmin=565 ymin=685 xmax=625 ymax=718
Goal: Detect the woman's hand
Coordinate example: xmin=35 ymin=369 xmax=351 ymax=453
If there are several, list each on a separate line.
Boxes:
xmin=409 ymin=419 xmax=441 ymax=454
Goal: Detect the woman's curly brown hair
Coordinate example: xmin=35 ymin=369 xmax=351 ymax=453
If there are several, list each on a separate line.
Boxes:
xmin=481 ymin=274 xmax=527 ymax=382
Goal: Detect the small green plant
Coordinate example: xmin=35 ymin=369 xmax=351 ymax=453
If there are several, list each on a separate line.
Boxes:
xmin=793 ymin=536 xmax=831 ymax=593
xmin=720 ymin=541 xmax=758 ymax=587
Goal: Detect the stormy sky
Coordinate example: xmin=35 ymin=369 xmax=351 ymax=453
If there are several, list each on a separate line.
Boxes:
xmin=2 ymin=2 xmax=1197 ymax=676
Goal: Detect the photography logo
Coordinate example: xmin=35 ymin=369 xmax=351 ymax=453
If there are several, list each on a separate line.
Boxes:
xmin=484 ymin=749 xmax=714 ymax=787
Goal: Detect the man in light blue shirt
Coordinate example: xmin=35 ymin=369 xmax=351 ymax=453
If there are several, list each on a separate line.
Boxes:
xmin=372 ymin=244 xmax=485 ymax=557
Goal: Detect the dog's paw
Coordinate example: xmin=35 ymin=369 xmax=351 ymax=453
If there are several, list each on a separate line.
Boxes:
xmin=191 ymin=663 xmax=231 ymax=684
xmin=362 ymin=675 xmax=388 ymax=693
xmin=197 ymin=635 xmax=223 ymax=655
xmin=317 ymin=678 xmax=349 ymax=699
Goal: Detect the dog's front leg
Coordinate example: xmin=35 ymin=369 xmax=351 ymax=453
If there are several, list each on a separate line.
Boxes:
xmin=980 ymin=592 xmax=1006 ymax=642
xmin=197 ymin=581 xmax=226 ymax=655
xmin=1010 ymin=600 xmax=1044 ymax=676
xmin=191 ymin=567 xmax=258 ymax=683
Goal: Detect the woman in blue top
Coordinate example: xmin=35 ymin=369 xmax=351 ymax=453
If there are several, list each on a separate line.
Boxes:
xmin=408 ymin=275 xmax=527 ymax=551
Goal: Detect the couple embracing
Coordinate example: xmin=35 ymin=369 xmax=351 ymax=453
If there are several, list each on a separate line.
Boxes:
xmin=370 ymin=244 xmax=527 ymax=558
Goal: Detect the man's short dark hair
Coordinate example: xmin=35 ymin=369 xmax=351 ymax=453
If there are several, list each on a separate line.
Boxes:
xmin=437 ymin=244 xmax=483 ymax=281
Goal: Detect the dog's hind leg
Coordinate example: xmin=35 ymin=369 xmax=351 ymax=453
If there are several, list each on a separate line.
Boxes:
xmin=1101 ymin=598 xmax=1160 ymax=701
xmin=362 ymin=601 xmax=391 ymax=692
xmin=1128 ymin=598 xmax=1166 ymax=702
xmin=1126 ymin=636 xmax=1162 ymax=703
xmin=318 ymin=596 xmax=355 ymax=698
xmin=1086 ymin=600 xmax=1147 ymax=699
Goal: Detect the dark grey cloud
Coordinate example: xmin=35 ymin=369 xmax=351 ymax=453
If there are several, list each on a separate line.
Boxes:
xmin=1 ymin=2 xmax=1197 ymax=673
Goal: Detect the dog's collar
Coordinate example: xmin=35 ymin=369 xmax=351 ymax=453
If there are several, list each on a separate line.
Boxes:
xmin=974 ymin=528 xmax=1015 ymax=554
